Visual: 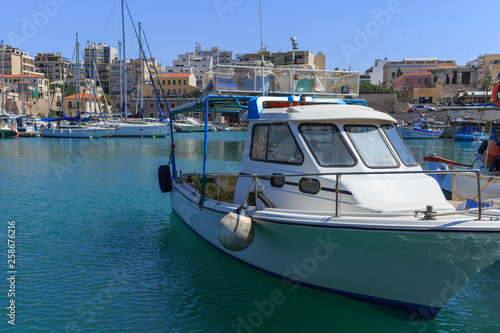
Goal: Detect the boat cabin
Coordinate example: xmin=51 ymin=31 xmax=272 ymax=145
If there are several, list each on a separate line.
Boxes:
xmin=179 ymin=96 xmax=452 ymax=214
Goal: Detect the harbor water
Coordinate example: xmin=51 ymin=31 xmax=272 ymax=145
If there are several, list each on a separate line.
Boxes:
xmin=1 ymin=133 xmax=500 ymax=332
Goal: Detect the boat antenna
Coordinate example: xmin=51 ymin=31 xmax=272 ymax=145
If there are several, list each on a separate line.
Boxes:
xmin=259 ymin=0 xmax=265 ymax=96
xmin=1 ymin=40 xmax=6 ymax=115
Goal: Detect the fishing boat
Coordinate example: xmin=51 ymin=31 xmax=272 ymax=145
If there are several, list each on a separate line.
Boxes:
xmin=0 ymin=114 xmax=17 ymax=138
xmin=397 ymin=115 xmax=443 ymax=139
xmin=453 ymin=118 xmax=488 ymax=141
xmin=426 ymin=106 xmax=500 ymax=200
xmin=159 ymin=94 xmax=500 ymax=320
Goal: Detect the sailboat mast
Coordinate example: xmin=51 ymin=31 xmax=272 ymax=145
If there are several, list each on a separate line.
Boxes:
xmin=1 ymin=40 xmax=5 ymax=114
xmin=21 ymin=59 xmax=24 ymax=114
xmin=121 ymin=0 xmax=127 ymax=118
xmin=47 ymin=54 xmax=50 ymax=115
xmin=119 ymin=41 xmax=122 ymax=120
xmin=139 ymin=22 xmax=143 ymax=114
xmin=76 ymin=33 xmax=80 ymax=117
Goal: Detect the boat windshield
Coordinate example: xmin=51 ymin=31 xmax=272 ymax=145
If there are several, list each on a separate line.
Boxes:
xmin=381 ymin=125 xmax=419 ymax=167
xmin=345 ymin=125 xmax=399 ymax=168
xmin=299 ymin=124 xmax=356 ymax=167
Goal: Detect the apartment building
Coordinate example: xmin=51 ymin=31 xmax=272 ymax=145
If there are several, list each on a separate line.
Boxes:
xmin=382 ymin=58 xmax=456 ymax=89
xmin=0 ymin=44 xmax=37 ymax=76
xmin=163 ymin=44 xmax=233 ymax=87
xmin=34 ymin=52 xmax=70 ymax=82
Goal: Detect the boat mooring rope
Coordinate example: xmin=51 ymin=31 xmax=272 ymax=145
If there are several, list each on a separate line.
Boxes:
xmin=415 ymin=205 xmax=500 ymax=220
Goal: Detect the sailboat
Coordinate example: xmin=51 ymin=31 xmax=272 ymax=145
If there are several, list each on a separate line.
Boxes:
xmin=0 ymin=40 xmax=18 ymax=138
xmin=41 ymin=34 xmax=104 ymax=139
xmin=114 ymin=2 xmax=169 ymax=138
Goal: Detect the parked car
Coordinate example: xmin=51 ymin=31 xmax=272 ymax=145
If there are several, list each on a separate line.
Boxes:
xmin=409 ymin=105 xmax=437 ymax=112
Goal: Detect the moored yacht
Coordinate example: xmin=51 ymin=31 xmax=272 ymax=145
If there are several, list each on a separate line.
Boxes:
xmin=160 ymin=95 xmax=500 ymax=320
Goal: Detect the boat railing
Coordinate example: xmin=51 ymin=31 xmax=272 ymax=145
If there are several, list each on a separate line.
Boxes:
xmin=189 ymin=169 xmax=484 ymax=219
xmin=202 ymin=64 xmax=360 ymax=97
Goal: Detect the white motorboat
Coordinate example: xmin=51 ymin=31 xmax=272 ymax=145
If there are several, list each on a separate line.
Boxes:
xmin=174 ymin=116 xmax=214 ymax=132
xmin=114 ymin=120 xmax=169 ymax=137
xmin=159 ymin=95 xmax=500 ymax=320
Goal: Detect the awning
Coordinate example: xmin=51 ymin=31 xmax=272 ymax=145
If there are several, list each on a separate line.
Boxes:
xmin=31 ymin=90 xmax=39 ymax=99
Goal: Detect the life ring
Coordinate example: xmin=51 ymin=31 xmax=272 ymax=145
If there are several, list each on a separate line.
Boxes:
xmin=158 ymin=165 xmax=172 ymax=193
xmin=493 ymin=82 xmax=500 ymax=106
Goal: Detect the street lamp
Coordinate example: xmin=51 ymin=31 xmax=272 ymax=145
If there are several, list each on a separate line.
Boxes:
xmin=290 ymin=36 xmax=298 ymax=94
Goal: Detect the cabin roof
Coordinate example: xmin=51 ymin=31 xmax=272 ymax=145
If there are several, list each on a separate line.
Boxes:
xmin=246 ymin=104 xmax=396 ymax=123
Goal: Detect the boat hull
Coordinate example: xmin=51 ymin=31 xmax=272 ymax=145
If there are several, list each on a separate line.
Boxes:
xmin=114 ymin=124 xmax=169 ymax=137
xmin=170 ymin=183 xmax=500 ymax=318
xmin=0 ymin=129 xmax=17 ymax=138
xmin=398 ymin=128 xmax=442 ymax=139
xmin=455 ymin=132 xmax=488 ymax=141
xmin=41 ymin=128 xmax=100 ymax=138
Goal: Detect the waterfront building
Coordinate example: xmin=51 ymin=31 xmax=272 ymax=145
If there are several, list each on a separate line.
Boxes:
xmin=63 ymin=92 xmax=103 ymax=117
xmin=236 ymin=47 xmax=326 ymax=71
xmin=146 ymin=73 xmax=198 ymax=98
xmin=163 ymin=44 xmax=233 ymax=87
xmin=393 ymin=65 xmax=479 ymax=104
xmin=364 ymin=58 xmax=388 ymax=86
xmin=34 ymin=52 xmax=70 ymax=82
xmin=127 ymin=97 xmax=195 ymax=119
xmin=382 ymin=58 xmax=456 ymax=89
xmin=81 ymin=43 xmax=118 ymax=95
xmin=0 ymin=44 xmax=37 ymax=76
xmin=466 ymin=54 xmax=500 ymax=81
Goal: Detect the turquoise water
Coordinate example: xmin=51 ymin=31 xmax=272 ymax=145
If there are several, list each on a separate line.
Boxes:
xmin=1 ymin=134 xmax=500 ymax=332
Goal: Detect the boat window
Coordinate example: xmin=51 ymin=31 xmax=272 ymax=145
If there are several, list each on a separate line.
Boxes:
xmin=381 ymin=125 xmax=419 ymax=167
xmin=345 ymin=125 xmax=399 ymax=168
xmin=299 ymin=124 xmax=356 ymax=167
xmin=250 ymin=123 xmax=303 ymax=165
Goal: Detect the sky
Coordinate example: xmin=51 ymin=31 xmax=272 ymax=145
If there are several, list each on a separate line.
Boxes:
xmin=1 ymin=0 xmax=499 ymax=73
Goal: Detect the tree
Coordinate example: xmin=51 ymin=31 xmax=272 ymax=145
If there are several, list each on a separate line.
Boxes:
xmin=49 ymin=83 xmax=76 ymax=97
xmin=359 ymin=82 xmax=401 ymax=99
xmin=396 ymin=68 xmax=403 ymax=78
xmin=186 ymin=89 xmax=201 ymax=98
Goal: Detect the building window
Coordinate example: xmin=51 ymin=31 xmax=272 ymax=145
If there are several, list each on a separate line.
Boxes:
xmin=418 ymin=78 xmax=422 ymax=84
xmin=424 ymin=78 xmax=428 ymax=84
xmin=149 ymin=103 xmax=154 ymax=109
xmin=183 ymin=80 xmax=186 ymax=85
xmin=178 ymin=89 xmax=181 ymax=94
xmin=170 ymin=103 xmax=176 ymax=109
xmin=183 ymin=89 xmax=186 ymax=94
xmin=391 ymin=72 xmax=396 ymax=78
xmin=149 ymin=113 xmax=154 ymax=118
xmin=178 ymin=80 xmax=181 ymax=85
xmin=162 ymin=80 xmax=165 ymax=85
xmin=406 ymin=78 xmax=410 ymax=85
xmin=173 ymin=80 xmax=175 ymax=85
xmin=116 ymin=103 xmax=120 ymax=109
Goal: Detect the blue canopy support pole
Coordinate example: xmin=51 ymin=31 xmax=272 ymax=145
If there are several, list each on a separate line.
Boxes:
xmin=203 ymin=97 xmax=209 ymax=175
